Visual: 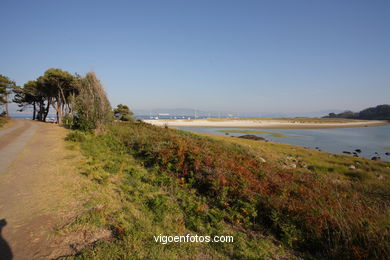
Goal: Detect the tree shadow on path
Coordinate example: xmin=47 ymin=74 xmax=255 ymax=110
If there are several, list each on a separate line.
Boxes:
xmin=0 ymin=219 xmax=13 ymax=260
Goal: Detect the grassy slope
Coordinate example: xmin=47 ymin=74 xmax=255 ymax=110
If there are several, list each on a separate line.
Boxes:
xmin=64 ymin=129 xmax=292 ymax=259
xmin=64 ymin=122 xmax=389 ymax=259
xmin=202 ymin=133 xmax=390 ymax=182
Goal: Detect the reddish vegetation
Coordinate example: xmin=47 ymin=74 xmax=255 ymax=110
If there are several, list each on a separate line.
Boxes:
xmin=112 ymin=122 xmax=389 ymax=259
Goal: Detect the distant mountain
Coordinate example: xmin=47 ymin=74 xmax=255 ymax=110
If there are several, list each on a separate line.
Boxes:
xmin=323 ymin=104 xmax=390 ymax=120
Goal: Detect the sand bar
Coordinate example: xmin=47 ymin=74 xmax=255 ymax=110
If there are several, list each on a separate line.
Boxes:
xmin=143 ymin=119 xmax=389 ymax=129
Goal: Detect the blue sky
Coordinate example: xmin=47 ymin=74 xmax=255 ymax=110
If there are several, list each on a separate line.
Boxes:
xmin=1 ymin=0 xmax=389 ymax=115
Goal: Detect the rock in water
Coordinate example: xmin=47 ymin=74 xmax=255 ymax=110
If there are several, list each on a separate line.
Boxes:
xmin=342 ymin=151 xmax=352 ymax=154
xmin=355 ymin=149 xmax=362 ymax=153
xmin=237 ymin=135 xmax=266 ymax=141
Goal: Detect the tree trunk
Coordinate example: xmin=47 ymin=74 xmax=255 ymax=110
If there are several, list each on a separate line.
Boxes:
xmin=4 ymin=92 xmax=8 ymax=116
xmin=51 ymin=97 xmax=62 ymax=124
xmin=43 ymin=99 xmax=51 ymax=122
xmin=57 ymin=110 xmax=61 ymax=124
xmin=38 ymin=101 xmax=44 ymax=121
xmin=32 ymin=101 xmax=36 ymax=120
xmin=36 ymin=103 xmax=41 ymax=121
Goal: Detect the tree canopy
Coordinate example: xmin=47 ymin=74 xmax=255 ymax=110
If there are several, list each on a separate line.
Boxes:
xmin=0 ymin=74 xmax=17 ymax=116
xmin=13 ymin=69 xmax=113 ymax=131
xmin=114 ymin=104 xmax=134 ymax=121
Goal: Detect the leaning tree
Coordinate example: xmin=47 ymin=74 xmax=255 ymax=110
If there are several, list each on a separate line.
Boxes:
xmin=13 ymin=80 xmax=48 ymax=120
xmin=39 ymin=68 xmax=78 ymax=124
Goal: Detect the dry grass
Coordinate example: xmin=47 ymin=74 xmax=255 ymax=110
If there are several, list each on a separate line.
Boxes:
xmin=0 ymin=116 xmax=8 ymax=127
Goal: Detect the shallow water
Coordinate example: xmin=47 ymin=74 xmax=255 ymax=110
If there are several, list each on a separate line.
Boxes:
xmin=175 ymin=125 xmax=390 ymax=162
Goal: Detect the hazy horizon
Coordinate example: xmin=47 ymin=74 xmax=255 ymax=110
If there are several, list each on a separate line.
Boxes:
xmin=1 ymin=0 xmax=389 ymax=115
xmin=9 ymin=103 xmax=385 ymax=119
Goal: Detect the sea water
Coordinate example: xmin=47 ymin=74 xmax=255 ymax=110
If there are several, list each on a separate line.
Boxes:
xmin=175 ymin=125 xmax=390 ymax=162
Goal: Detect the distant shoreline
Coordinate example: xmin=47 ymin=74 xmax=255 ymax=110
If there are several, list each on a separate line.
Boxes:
xmin=143 ymin=118 xmax=389 ymax=129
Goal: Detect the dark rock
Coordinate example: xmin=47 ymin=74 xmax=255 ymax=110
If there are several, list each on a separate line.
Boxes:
xmin=225 ymin=132 xmax=229 ymax=135
xmin=237 ymin=135 xmax=266 ymax=141
xmin=342 ymin=151 xmax=352 ymax=154
xmin=355 ymin=149 xmax=362 ymax=153
xmin=371 ymin=156 xmax=381 ymax=161
xmin=385 ymin=152 xmax=390 ymax=156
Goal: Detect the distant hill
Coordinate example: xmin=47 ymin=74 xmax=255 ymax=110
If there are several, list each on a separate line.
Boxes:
xmin=323 ymin=104 xmax=390 ymax=120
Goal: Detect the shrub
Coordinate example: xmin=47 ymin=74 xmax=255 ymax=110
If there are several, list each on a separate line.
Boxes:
xmin=65 ymin=131 xmax=87 ymax=142
xmin=74 ymin=72 xmax=113 ymax=132
xmin=121 ymin=114 xmax=133 ymax=122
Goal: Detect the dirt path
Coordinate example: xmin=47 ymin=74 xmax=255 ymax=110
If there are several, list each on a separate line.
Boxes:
xmin=0 ymin=119 xmax=90 ymax=259
xmin=0 ymin=120 xmax=38 ymax=174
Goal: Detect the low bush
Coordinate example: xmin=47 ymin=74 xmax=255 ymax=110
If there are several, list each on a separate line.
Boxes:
xmin=65 ymin=131 xmax=87 ymax=142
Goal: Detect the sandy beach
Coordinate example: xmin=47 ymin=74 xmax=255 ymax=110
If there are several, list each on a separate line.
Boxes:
xmin=143 ymin=118 xmax=389 ymax=129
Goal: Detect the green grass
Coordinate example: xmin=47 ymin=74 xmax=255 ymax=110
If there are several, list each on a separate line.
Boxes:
xmin=64 ymin=128 xmax=293 ymax=259
xmin=217 ymin=129 xmax=289 ymax=137
xmin=64 ymin=122 xmax=390 ymax=259
xmin=205 ymin=132 xmax=390 ymax=182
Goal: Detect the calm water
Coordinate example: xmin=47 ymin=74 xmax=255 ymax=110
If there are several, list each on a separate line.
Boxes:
xmin=175 ymin=125 xmax=390 ymax=162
